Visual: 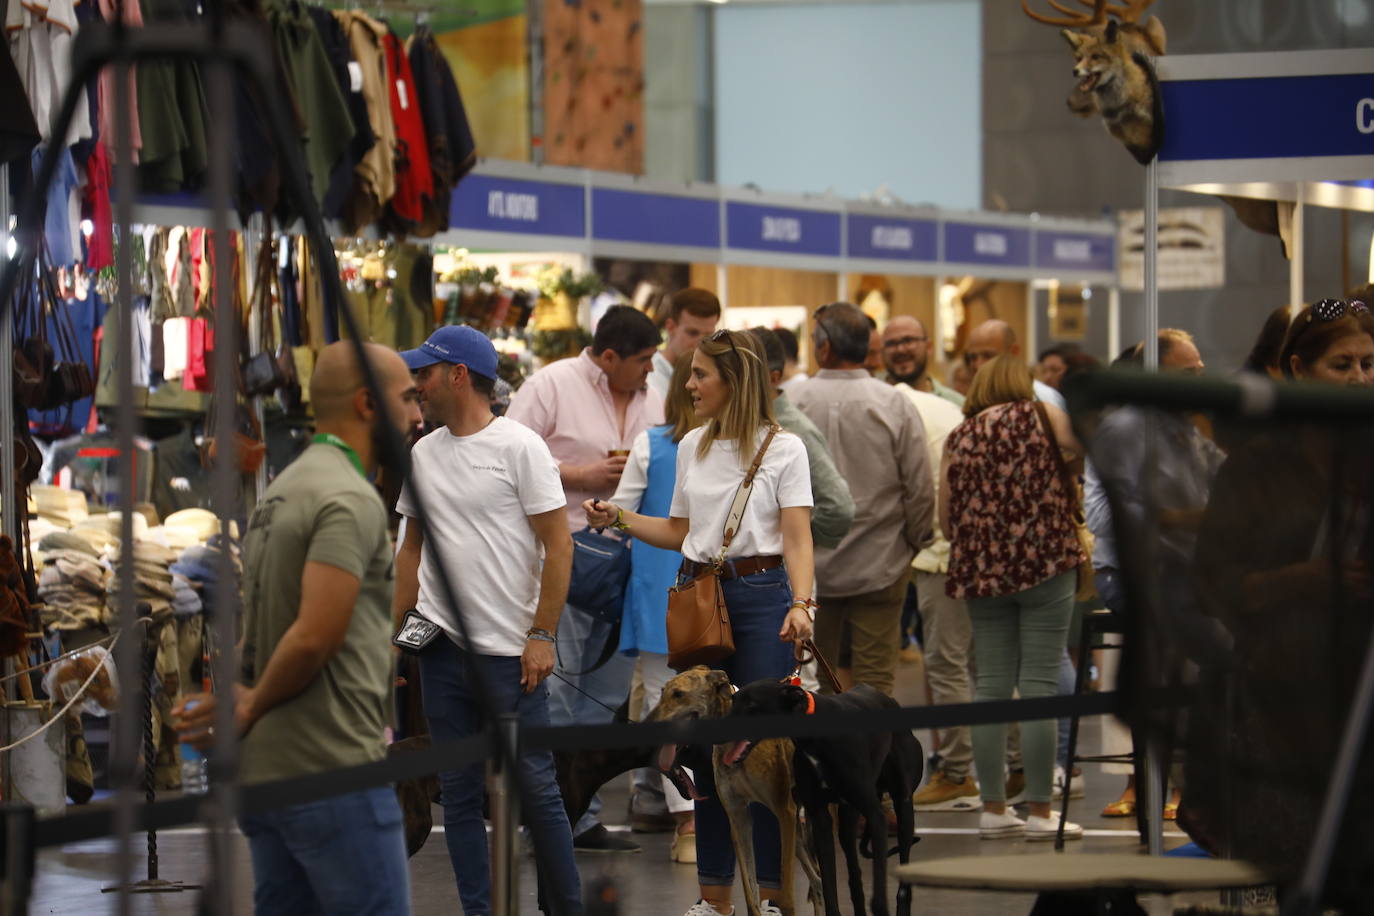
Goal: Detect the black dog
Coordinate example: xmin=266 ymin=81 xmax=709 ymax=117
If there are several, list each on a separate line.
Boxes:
xmin=724 ymin=680 xmax=922 ymax=916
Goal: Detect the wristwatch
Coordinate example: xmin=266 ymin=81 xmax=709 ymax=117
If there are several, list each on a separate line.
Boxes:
xmin=526 ymin=627 xmax=556 ymax=644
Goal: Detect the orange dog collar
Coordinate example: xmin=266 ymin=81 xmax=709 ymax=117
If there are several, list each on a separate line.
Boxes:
xmin=804 ymin=690 xmax=815 ymax=715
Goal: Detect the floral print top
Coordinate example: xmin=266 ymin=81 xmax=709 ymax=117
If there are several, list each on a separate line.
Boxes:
xmin=945 ymin=400 xmax=1083 ymax=599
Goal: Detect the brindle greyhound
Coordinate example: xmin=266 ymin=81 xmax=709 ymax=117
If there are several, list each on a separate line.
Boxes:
xmin=650 ymin=666 xmax=824 ymax=916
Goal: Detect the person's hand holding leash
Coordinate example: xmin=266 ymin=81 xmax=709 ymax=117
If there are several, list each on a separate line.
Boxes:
xmin=582 ymin=498 xmax=619 ymax=530
xmin=779 ymin=603 xmax=814 ymax=643
xmin=521 ymin=637 xmax=555 ymax=694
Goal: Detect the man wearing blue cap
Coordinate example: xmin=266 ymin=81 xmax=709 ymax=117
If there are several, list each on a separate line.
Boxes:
xmin=391 ymin=325 xmax=582 ymax=914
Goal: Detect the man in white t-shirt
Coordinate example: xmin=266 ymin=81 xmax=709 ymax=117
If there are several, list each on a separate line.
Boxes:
xmin=392 ymin=326 xmax=581 ymax=915
xmin=647 ymin=288 xmax=720 ymax=399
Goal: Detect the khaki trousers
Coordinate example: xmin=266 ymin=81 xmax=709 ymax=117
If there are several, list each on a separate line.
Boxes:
xmin=816 ymin=572 xmax=909 ymax=697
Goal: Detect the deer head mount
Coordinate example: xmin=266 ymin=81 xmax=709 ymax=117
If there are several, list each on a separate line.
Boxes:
xmin=1022 ymin=0 xmax=1166 ymax=164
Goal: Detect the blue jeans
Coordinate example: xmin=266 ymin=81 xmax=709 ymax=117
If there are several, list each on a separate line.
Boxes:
xmin=547 ymin=602 xmax=636 ymax=835
xmin=967 ymin=571 xmax=1076 ymax=805
xmin=419 ymin=638 xmax=582 ymax=916
xmin=695 ymin=565 xmax=796 ymax=888
xmin=238 ymin=786 xmax=410 ymax=916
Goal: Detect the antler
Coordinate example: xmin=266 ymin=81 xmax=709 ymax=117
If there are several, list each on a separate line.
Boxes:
xmin=1021 ymin=0 xmax=1106 ymax=28
xmin=1075 ymin=0 xmax=1155 ymax=23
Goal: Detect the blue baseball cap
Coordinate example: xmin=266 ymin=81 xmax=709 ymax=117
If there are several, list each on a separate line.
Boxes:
xmin=399 ymin=325 xmax=498 ymax=379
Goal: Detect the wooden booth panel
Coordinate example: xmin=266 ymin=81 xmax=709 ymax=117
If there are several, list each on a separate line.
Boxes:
xmin=690 ymin=264 xmax=841 ymax=370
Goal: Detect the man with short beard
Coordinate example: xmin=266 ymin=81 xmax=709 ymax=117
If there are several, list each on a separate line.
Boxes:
xmin=880 ymin=315 xmax=963 ymax=407
xmin=393 ymin=325 xmax=582 ymax=913
xmin=174 ymin=342 xmax=422 ymax=915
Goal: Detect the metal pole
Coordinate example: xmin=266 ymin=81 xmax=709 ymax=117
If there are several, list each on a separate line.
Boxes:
xmin=1290 ymin=186 xmax=1305 ymax=311
xmin=0 ymin=164 xmax=13 ymax=806
xmin=0 ymin=162 xmax=15 ymax=545
xmin=110 ymin=56 xmax=141 ymax=916
xmin=205 ymin=52 xmax=241 ymax=916
xmin=1107 ymin=286 xmax=1121 ymax=363
xmin=491 ymin=712 xmax=522 ymax=916
xmin=1143 ymin=159 xmax=1159 ymax=371
xmin=1025 ymin=282 xmax=1038 ymax=360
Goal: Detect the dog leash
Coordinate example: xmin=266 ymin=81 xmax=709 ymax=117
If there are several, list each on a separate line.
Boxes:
xmin=790 ymin=638 xmax=843 ymax=695
xmin=549 ymin=670 xmax=623 ymax=717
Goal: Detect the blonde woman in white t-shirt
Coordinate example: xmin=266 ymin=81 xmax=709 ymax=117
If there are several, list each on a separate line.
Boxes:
xmin=584 ymin=328 xmax=814 ymax=916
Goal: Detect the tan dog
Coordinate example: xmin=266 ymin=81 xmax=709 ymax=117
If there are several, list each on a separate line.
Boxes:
xmin=648 ymin=666 xmax=823 ymax=916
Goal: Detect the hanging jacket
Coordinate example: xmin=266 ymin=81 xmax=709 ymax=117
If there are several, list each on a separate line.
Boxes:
xmin=333 ymin=9 xmax=396 ymax=234
xmin=406 ymin=25 xmax=475 ymax=236
xmin=0 ymin=40 xmax=40 ymax=164
xmin=308 ymin=5 xmax=375 ymax=221
xmin=380 ymin=28 xmax=431 ymax=233
xmin=265 ymin=0 xmax=354 ymax=218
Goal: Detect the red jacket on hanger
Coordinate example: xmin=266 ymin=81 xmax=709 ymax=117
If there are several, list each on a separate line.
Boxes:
xmin=382 ymin=29 xmax=432 ymax=228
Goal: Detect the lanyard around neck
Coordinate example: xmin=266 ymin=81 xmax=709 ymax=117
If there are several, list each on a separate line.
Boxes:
xmin=313 ymin=433 xmax=366 ymax=479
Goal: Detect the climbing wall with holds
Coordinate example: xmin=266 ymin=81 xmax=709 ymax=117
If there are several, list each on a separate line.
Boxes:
xmin=542 ymin=0 xmax=644 ymax=174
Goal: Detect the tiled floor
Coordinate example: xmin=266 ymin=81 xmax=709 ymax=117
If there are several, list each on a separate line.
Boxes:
xmin=30 ymin=658 xmax=1220 ymax=915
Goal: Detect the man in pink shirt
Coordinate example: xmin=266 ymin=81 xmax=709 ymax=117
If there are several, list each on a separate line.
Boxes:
xmin=507 ymin=304 xmax=663 ymax=851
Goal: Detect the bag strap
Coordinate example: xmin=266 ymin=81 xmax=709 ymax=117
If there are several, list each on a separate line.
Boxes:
xmin=713 ymin=424 xmax=780 ymax=566
xmin=1031 ymin=401 xmax=1083 ymax=523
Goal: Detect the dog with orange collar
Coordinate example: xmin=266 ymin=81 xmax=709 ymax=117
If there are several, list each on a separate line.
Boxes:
xmin=722 ymin=680 xmax=922 ymax=916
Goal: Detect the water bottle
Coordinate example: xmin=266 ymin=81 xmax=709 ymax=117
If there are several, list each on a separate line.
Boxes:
xmin=179 ymin=700 xmax=209 ymax=795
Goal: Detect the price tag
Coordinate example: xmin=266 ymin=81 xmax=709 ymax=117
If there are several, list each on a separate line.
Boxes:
xmin=397 ymin=80 xmax=409 ymax=111
xmin=347 ymin=61 xmax=363 ymax=93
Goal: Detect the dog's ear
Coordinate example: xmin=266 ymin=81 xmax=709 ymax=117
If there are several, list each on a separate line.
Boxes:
xmin=781 ymin=684 xmax=810 ymax=713
xmin=707 ymin=669 xmax=732 ymax=695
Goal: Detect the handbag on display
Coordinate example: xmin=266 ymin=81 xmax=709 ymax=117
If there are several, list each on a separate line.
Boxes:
xmin=568 ymin=524 xmax=631 ymax=624
xmin=241 ymin=233 xmax=289 ymax=398
xmin=666 ymin=425 xmax=779 ymax=671
xmin=200 ymin=393 xmax=267 ymax=475
xmin=1033 ymin=401 xmax=1096 ymax=601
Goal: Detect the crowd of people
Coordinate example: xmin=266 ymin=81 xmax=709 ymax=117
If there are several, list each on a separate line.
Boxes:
xmin=170 ymin=284 xmax=1374 ymax=916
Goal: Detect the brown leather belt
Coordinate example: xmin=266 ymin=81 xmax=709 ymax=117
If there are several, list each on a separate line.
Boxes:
xmin=679 ymin=555 xmax=783 ymax=581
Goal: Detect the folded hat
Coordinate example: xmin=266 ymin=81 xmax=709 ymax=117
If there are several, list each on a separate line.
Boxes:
xmin=38 ymin=531 xmax=100 ymax=559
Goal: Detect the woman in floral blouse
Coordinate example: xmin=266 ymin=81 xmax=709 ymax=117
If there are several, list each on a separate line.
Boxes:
xmin=940 ymin=354 xmax=1085 ymax=841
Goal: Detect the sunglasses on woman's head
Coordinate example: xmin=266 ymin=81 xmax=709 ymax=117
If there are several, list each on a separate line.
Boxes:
xmin=1309 ymin=299 xmax=1370 ymax=323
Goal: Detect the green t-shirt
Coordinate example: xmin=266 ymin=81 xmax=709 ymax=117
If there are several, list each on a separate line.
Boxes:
xmin=239 ymin=443 xmax=394 ymax=783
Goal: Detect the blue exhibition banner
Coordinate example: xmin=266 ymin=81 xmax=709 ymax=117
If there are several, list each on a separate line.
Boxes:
xmin=846 ymin=214 xmax=938 ymax=262
xmin=450 ymin=175 xmax=586 ymax=237
xmin=1160 ymin=73 xmax=1374 ymax=162
xmin=943 ymin=221 xmax=1031 ymax=267
xmin=725 ymin=201 xmax=842 ymax=257
xmin=1034 ymin=231 xmax=1115 ymax=274
xmin=591 ymin=188 xmax=720 ymax=248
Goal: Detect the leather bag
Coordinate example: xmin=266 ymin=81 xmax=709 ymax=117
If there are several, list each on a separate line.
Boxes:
xmin=1033 ymin=401 xmax=1096 ymax=601
xmin=666 ymin=425 xmax=779 ymax=671
xmin=201 ymin=393 xmax=267 ymax=475
xmin=241 ymin=233 xmax=289 ymax=397
xmin=568 ymin=526 xmax=631 ymax=624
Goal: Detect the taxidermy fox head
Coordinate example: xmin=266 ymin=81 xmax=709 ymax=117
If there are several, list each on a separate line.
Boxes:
xmin=1064 ymin=20 xmax=1131 ymax=96
xmin=1022 ymin=0 xmax=1166 ymax=165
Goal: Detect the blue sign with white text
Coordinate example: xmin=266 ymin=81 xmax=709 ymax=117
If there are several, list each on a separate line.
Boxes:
xmin=943 ymin=222 xmax=1031 ymax=267
xmin=1160 ymin=73 xmax=1374 ymax=161
xmin=725 ymin=202 xmax=842 ymax=257
xmin=846 ymin=214 xmax=938 ymax=262
xmin=450 ymin=175 xmax=586 ymax=237
xmin=592 ymin=188 xmax=720 ymax=249
xmin=1034 ymin=231 xmax=1115 ymax=273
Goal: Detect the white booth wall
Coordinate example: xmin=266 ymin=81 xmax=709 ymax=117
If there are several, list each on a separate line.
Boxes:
xmin=711 ymin=0 xmax=982 ymax=210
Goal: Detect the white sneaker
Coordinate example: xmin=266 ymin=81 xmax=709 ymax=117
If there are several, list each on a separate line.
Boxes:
xmin=978 ymin=809 xmax=1026 ymax=839
xmin=761 ymin=903 xmax=783 ymax=916
xmin=683 ymin=901 xmax=731 ymax=916
xmin=1052 ymin=765 xmax=1086 ymax=800
xmin=1025 ymin=813 xmax=1083 ymax=842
